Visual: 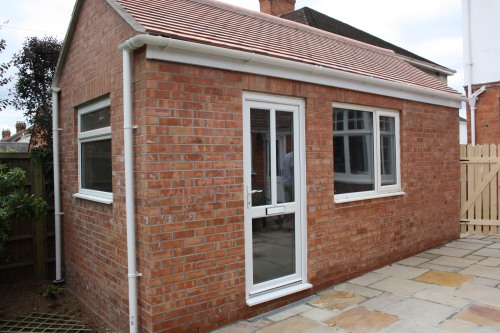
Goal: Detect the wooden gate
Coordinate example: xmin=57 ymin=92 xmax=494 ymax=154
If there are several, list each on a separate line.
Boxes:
xmin=460 ymin=144 xmax=500 ymax=235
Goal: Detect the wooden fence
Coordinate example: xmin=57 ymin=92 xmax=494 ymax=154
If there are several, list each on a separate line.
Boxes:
xmin=0 ymin=153 xmax=55 ymax=281
xmin=460 ymin=144 xmax=500 ymax=235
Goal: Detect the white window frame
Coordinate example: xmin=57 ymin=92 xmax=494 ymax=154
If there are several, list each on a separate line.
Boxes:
xmin=73 ymin=98 xmax=113 ymax=204
xmin=333 ymin=103 xmax=403 ymax=203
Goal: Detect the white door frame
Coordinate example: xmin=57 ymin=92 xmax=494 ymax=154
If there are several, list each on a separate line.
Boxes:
xmin=242 ymin=92 xmax=310 ymax=306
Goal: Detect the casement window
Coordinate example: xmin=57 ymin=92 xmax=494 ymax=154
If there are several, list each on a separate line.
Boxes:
xmin=333 ymin=103 xmax=402 ymax=202
xmin=74 ymin=98 xmax=113 ymax=203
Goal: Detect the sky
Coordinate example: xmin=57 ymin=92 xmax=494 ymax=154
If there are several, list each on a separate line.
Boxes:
xmin=0 ymin=0 xmax=464 ymax=134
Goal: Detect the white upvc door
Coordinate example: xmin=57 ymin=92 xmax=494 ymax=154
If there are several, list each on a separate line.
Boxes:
xmin=243 ymin=92 xmax=309 ymax=306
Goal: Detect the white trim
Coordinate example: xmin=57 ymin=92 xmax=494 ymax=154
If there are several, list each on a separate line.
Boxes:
xmin=73 ymin=192 xmax=113 ymax=205
xmin=243 ymin=92 xmax=308 ymax=305
xmin=334 ymin=191 xmax=405 ymax=204
xmin=333 ymin=103 xmax=401 ymax=202
xmin=145 ymin=39 xmax=464 ymax=108
xmin=77 ymin=97 xmax=113 ymax=201
xmin=246 ymin=283 xmax=312 ymax=307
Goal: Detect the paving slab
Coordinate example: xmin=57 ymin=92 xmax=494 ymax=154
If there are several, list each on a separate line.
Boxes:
xmin=427 ymin=256 xmax=478 ymax=268
xmin=348 ymin=272 xmax=386 ymax=287
xmin=438 ymin=319 xmax=478 ymax=333
xmin=415 ymin=269 xmax=473 ymax=287
xmin=300 ymin=308 xmax=336 ymax=321
xmin=418 ymin=262 xmax=462 ymax=272
xmin=445 ymin=241 xmax=486 ymax=251
xmin=459 ymin=264 xmax=500 ymax=280
xmin=212 ymin=319 xmax=273 ymax=333
xmin=486 ymin=242 xmax=500 ymax=249
xmin=455 ymin=304 xmax=500 ymax=330
xmin=333 ymin=283 xmax=381 ymax=298
xmin=415 ymin=252 xmax=441 ymax=259
xmin=455 ymin=283 xmax=500 ymax=307
xmin=374 ymin=264 xmax=428 ymax=279
xmin=257 ymin=316 xmax=338 ymax=333
xmin=309 ymin=290 xmax=366 ymax=311
xmin=465 ymin=255 xmax=487 ymax=261
xmin=384 ymin=319 xmax=449 ymax=333
xmin=369 ymin=276 xmax=430 ymax=296
xmin=324 ymin=307 xmax=399 ymax=333
xmin=472 ymin=248 xmax=500 ymax=258
xmin=267 ymin=304 xmax=314 ymax=322
xmin=426 ymin=247 xmax=474 ymax=257
xmin=478 ymin=257 xmax=500 ymax=267
xmin=383 ymin=298 xmax=458 ymax=326
xmin=471 ymin=276 xmax=500 ymax=287
xmin=413 ymin=288 xmax=470 ymax=308
xmin=360 ymin=292 xmax=404 ymax=311
xmin=397 ymin=256 xmax=430 ymax=266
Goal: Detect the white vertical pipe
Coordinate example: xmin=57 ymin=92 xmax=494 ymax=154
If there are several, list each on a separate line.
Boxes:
xmin=463 ymin=0 xmax=475 ymax=145
xmin=123 ymin=49 xmax=140 ymax=333
xmin=51 ymin=87 xmax=64 ymax=283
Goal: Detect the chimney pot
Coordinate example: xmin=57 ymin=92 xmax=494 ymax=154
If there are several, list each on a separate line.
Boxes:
xmin=16 ymin=121 xmax=26 ymax=133
xmin=259 ymin=0 xmax=296 ymax=16
xmin=2 ymin=129 xmax=11 ymax=140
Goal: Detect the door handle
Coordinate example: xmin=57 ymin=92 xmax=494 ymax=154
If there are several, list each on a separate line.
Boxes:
xmin=247 ymin=186 xmax=263 ymax=207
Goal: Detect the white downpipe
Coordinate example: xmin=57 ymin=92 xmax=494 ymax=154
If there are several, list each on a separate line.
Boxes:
xmin=463 ymin=0 xmax=475 ymax=144
xmin=51 ymin=87 xmax=64 ymax=283
xmin=121 ymin=49 xmax=141 ymax=333
xmin=118 ymin=34 xmax=168 ymax=333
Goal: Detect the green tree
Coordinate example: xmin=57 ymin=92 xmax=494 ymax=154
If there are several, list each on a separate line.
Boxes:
xmin=0 ymin=163 xmax=46 ymax=254
xmin=11 ymin=36 xmax=61 ymax=148
xmin=0 ymin=28 xmax=11 ymax=110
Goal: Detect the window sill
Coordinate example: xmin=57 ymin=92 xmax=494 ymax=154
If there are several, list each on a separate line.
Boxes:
xmin=334 ymin=191 xmax=405 ymax=204
xmin=73 ymin=193 xmax=113 ymax=205
xmin=246 ymin=283 xmax=312 ymax=307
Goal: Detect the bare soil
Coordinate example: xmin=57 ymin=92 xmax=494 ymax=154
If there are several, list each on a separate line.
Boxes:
xmin=0 ymin=279 xmax=114 ymax=332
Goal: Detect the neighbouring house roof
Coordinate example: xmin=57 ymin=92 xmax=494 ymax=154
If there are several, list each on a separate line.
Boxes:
xmin=0 ymin=142 xmax=29 ymax=152
xmin=54 ymin=0 xmax=463 ymax=102
xmin=281 ymin=7 xmax=455 ymax=77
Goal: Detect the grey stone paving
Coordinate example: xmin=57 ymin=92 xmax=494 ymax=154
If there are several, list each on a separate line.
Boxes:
xmin=213 ymin=235 xmax=500 ymax=333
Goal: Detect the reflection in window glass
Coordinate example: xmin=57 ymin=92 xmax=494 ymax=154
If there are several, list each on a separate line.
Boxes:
xmin=81 ymin=139 xmax=112 ymax=192
xmin=252 ymin=214 xmax=295 ymax=284
xmin=81 ymin=107 xmax=111 ymax=132
xmin=251 ymin=109 xmax=271 ymax=206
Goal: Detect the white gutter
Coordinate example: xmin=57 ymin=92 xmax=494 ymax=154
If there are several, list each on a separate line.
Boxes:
xmin=51 ymin=87 xmax=64 ymax=283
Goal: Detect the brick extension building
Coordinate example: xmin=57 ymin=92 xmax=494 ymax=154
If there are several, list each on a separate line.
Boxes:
xmin=52 ymin=0 xmax=464 ymax=332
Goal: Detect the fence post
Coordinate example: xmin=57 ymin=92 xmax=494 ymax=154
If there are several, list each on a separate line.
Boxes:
xmin=32 ymin=159 xmax=47 ymax=280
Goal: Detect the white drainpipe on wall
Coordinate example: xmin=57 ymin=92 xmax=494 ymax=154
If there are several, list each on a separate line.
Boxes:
xmin=51 ymin=87 xmax=64 ymax=283
xmin=119 ymin=34 xmax=169 ymax=333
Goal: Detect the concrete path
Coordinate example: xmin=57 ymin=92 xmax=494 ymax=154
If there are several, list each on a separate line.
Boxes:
xmin=213 ymin=235 xmax=500 ymax=333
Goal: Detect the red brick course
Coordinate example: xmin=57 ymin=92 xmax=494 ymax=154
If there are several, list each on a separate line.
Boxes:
xmin=57 ymin=1 xmax=460 ymax=332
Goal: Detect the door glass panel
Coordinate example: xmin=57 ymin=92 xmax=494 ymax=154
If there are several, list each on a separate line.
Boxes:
xmin=251 ymin=109 xmax=271 ymax=206
xmin=252 ymin=214 xmax=295 ymax=284
xmin=276 ymin=111 xmax=294 ymax=203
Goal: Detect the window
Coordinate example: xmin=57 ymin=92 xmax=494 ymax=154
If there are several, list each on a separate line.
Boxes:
xmin=76 ymin=98 xmax=112 ymax=203
xmin=333 ymin=103 xmax=401 ymax=202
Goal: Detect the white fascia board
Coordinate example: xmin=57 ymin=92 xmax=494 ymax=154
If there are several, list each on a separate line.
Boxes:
xmin=145 ymin=40 xmax=464 ymax=108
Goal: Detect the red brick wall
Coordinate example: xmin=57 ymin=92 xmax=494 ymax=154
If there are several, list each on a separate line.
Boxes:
xmin=58 ymin=2 xmax=460 ymax=332
xmin=467 ymin=82 xmax=500 ymax=144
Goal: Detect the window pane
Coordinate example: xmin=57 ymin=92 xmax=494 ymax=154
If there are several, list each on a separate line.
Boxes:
xmin=251 ymin=109 xmax=271 ymax=206
xmin=253 ymin=214 xmax=295 ymax=284
xmin=81 ymin=107 xmax=111 ymax=132
xmin=276 ymin=111 xmax=294 ymax=203
xmin=380 ymin=116 xmax=397 ymax=186
xmin=82 ymin=139 xmax=112 ymax=192
xmin=333 ymin=109 xmax=374 ymax=194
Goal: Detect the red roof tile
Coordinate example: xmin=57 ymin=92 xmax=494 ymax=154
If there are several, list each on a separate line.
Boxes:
xmin=114 ymin=0 xmax=459 ymax=95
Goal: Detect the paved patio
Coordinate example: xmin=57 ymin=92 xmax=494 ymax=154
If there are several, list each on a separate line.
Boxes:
xmin=213 ymin=234 xmax=500 ymax=333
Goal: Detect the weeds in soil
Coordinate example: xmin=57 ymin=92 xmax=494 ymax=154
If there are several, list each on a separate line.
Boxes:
xmin=40 ymin=284 xmax=60 ymax=298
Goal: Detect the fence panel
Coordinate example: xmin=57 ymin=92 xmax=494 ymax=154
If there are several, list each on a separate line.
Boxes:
xmin=460 ymin=144 xmax=500 ymax=235
xmin=0 ymin=153 xmax=55 ymax=281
